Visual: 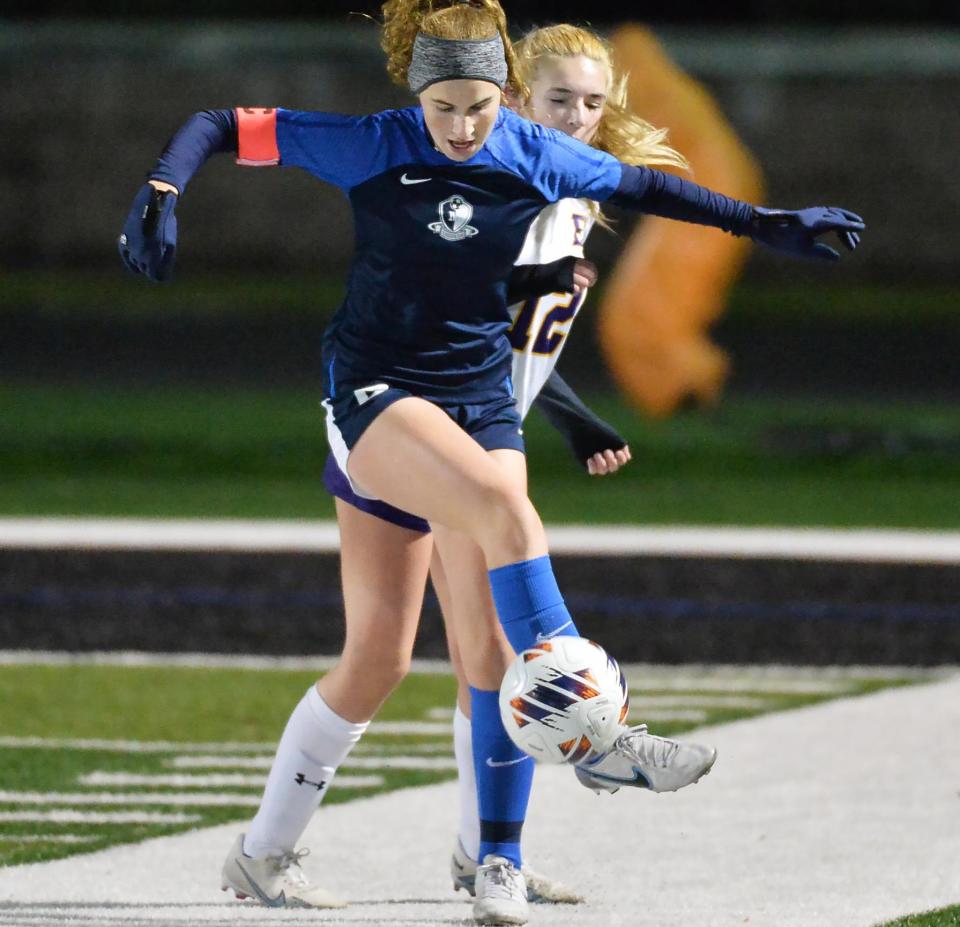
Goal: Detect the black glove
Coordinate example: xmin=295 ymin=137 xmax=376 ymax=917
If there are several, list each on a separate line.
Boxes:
xmin=534 ymin=370 xmax=628 ymax=469
xmin=506 ymin=256 xmax=577 ymax=304
xmin=749 ymin=206 xmax=864 ymax=262
xmin=118 ymin=182 xmax=178 ymax=282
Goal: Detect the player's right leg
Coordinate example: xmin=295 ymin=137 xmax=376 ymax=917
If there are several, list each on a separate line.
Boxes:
xmin=221 ymin=498 xmax=433 ymax=908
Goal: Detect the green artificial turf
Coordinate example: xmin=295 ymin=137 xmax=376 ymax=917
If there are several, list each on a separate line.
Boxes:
xmin=877 ymin=906 xmax=960 ymax=927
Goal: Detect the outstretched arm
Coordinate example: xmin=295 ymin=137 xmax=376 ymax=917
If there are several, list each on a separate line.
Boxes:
xmin=119 ymin=110 xmax=238 ymax=280
xmin=608 ymin=164 xmax=863 ymax=261
xmin=534 ymin=370 xmax=631 ymax=475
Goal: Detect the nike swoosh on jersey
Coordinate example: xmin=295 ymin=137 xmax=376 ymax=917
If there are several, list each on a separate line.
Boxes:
xmin=485 ymin=754 xmax=532 ymax=768
xmin=534 ymin=620 xmax=573 ymax=643
xmin=400 ymin=173 xmax=431 ymax=185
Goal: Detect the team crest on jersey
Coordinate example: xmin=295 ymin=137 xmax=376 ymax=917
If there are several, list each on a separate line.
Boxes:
xmin=428 ymin=195 xmax=478 ymax=241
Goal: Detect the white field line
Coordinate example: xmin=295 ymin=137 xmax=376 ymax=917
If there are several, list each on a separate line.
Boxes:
xmin=0 ymin=651 xmax=942 ymax=685
xmin=0 ymin=810 xmax=200 ymax=824
xmin=4 ymin=517 xmax=960 ymax=562
xmin=0 ymin=835 xmax=98 ymax=844
xmin=0 ymin=651 xmax=455 ymax=675
xmin=0 ymin=732 xmax=455 ymax=753
xmin=628 ymin=694 xmax=773 ymax=709
xmin=367 ymin=721 xmax=451 ymax=735
xmin=627 ymin=709 xmax=708 ymax=722
xmin=0 ymin=737 xmax=278 ymax=754
xmin=0 ymin=792 xmax=261 ymax=808
xmin=350 ymin=741 xmax=456 ymax=755
xmin=168 ymin=755 xmax=457 ymax=771
xmin=77 ymin=773 xmax=383 ymax=789
xmin=624 ymin=675 xmax=859 ymax=694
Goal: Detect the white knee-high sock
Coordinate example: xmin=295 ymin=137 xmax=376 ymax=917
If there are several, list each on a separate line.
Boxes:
xmin=244 ymin=685 xmax=368 ymax=858
xmin=453 ymin=705 xmax=481 ymax=861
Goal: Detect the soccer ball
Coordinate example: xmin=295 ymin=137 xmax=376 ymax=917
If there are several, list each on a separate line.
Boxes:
xmin=498 ymin=637 xmax=629 ymax=765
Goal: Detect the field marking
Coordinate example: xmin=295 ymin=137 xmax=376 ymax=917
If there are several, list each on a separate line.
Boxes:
xmin=0 ymin=733 xmax=457 ymax=753
xmin=3 ymin=517 xmax=960 ymax=562
xmin=367 ymin=721 xmax=452 ymax=735
xmin=0 ymin=736 xmax=279 ymax=754
xmin=627 ymin=709 xmax=708 ymax=722
xmin=0 ymin=651 xmax=940 ymax=686
xmin=626 ymin=694 xmax=772 ymax=709
xmin=0 ymin=835 xmax=98 ymax=844
xmin=0 ymin=811 xmax=200 ymax=824
xmin=0 ymin=791 xmax=262 ymax=808
xmin=77 ymin=773 xmax=384 ymax=789
xmin=168 ymin=755 xmax=458 ymax=772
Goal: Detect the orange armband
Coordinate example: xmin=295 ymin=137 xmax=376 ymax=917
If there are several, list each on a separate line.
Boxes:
xmin=236 ymin=107 xmax=279 ymax=166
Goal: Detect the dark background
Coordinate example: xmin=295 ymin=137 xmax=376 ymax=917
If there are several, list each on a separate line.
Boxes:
xmin=7 ymin=1 xmax=960 ymax=24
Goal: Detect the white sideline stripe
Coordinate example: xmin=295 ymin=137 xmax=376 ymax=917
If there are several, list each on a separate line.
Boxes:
xmin=624 ymin=676 xmax=857 ymax=694
xmin=0 ymin=651 xmax=941 ymax=683
xmin=627 ymin=709 xmax=708 ymax=722
xmin=77 ymin=772 xmax=383 ymax=788
xmin=0 ymin=736 xmax=462 ymax=762
xmin=0 ymin=810 xmax=200 ymax=824
xmin=0 ymin=736 xmax=278 ymax=753
xmin=0 ymin=651 xmax=456 ymax=674
xmin=3 ymin=517 xmax=960 ymax=563
xmin=629 ymin=694 xmax=772 ymax=709
xmin=168 ymin=755 xmax=457 ymax=771
xmin=368 ymin=721 xmax=451 ymax=735
xmin=0 ymin=791 xmax=262 ymax=807
xmin=0 ymin=835 xmax=98 ymax=844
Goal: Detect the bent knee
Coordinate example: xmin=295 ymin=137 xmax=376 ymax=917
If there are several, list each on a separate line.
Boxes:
xmin=340 ymin=643 xmax=412 ymax=696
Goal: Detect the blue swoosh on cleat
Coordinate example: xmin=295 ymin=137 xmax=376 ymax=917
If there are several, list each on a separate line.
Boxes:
xmin=581 ymin=766 xmax=651 ymax=789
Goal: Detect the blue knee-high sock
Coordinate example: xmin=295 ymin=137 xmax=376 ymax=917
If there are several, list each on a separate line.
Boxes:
xmin=488 ymin=555 xmax=580 ymax=653
xmin=471 ymin=687 xmax=534 ymax=868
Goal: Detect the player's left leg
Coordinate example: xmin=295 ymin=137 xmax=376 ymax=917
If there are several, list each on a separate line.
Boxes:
xmin=435 ymin=543 xmax=584 ymax=906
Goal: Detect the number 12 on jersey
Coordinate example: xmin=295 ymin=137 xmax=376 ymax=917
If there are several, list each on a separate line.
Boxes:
xmin=507 ymin=290 xmax=586 ymax=357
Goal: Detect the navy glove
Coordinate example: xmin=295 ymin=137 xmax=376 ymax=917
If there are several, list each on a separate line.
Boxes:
xmin=118 ymin=182 xmax=178 ymax=282
xmin=749 ymin=206 xmax=864 ymax=262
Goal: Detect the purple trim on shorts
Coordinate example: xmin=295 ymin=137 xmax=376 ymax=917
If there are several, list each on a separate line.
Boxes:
xmin=322 ymin=454 xmax=431 ymax=534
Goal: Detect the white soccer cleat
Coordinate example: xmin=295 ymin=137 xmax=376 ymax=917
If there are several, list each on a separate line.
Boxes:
xmin=575 ymin=724 xmax=717 ymax=794
xmin=451 ymin=838 xmax=582 ymax=904
xmin=220 ymin=833 xmax=346 ymax=909
xmin=473 ymin=855 xmax=529 ymax=926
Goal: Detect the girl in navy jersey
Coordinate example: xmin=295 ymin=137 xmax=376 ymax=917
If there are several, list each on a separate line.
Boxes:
xmin=119 ymin=1 xmax=863 ymax=921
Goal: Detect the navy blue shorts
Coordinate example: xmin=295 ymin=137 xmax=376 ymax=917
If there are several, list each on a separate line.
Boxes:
xmin=322 ymin=383 xmax=525 ymax=528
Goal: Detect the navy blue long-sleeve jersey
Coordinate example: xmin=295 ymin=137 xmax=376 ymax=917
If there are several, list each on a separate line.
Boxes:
xmin=150 ymin=105 xmax=753 ymax=400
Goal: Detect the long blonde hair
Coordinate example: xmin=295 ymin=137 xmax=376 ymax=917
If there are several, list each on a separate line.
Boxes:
xmin=381 ymin=0 xmax=525 ymax=98
xmin=514 ymin=24 xmax=687 ymax=171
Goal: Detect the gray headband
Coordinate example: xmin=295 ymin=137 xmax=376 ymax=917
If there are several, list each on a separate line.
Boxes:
xmin=408 ymin=32 xmax=508 ymax=95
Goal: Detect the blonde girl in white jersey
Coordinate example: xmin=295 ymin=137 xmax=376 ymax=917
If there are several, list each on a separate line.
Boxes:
xmin=439 ymin=22 xmax=696 ymax=897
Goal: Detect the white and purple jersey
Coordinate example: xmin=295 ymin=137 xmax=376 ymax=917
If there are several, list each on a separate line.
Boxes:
xmin=508 ymin=198 xmax=595 ymax=419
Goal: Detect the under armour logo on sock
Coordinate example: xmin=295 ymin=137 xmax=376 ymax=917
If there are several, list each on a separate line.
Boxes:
xmin=294 ymin=773 xmax=327 ymax=791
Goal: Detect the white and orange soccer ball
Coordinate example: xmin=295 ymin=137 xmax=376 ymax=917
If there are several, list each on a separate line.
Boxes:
xmin=498 ymin=636 xmax=629 ymax=765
